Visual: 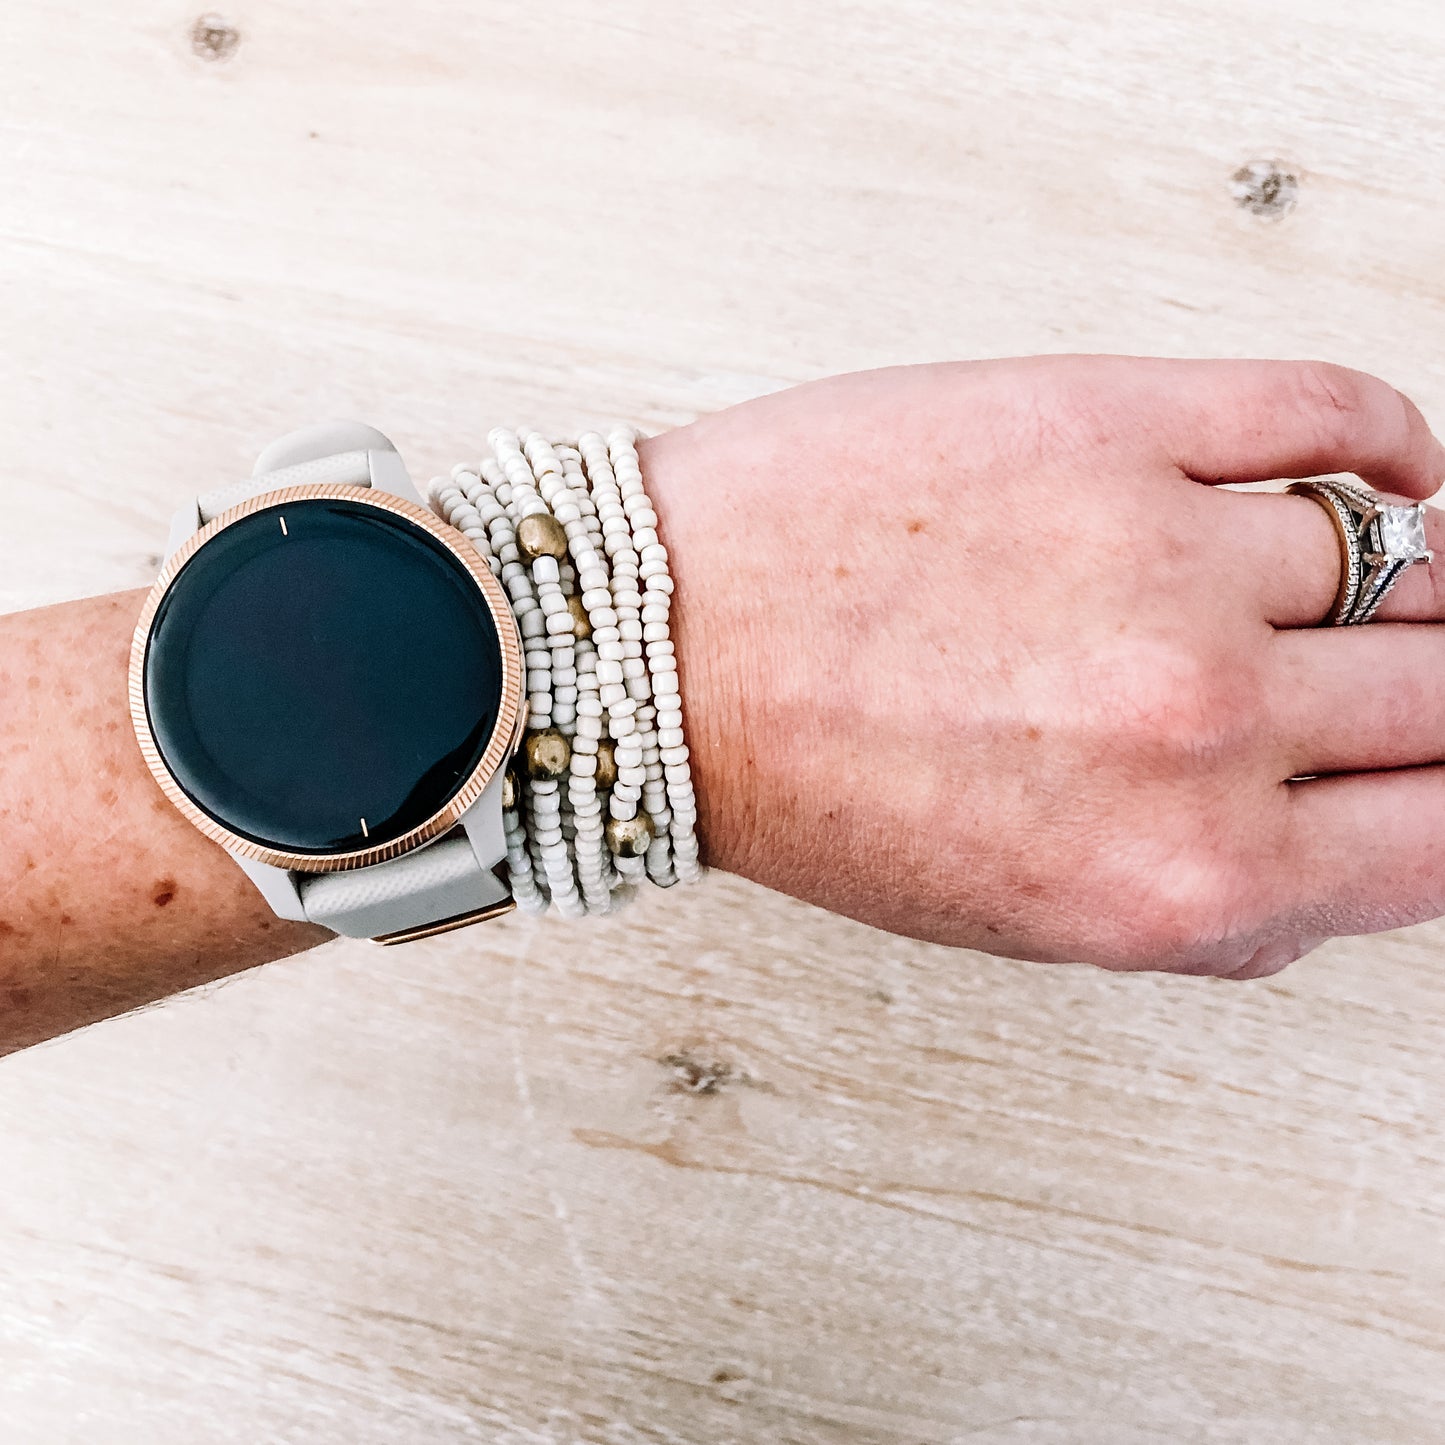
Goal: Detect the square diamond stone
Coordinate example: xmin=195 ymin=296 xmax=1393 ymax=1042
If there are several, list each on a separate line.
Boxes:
xmin=1378 ymin=505 xmax=1429 ymax=561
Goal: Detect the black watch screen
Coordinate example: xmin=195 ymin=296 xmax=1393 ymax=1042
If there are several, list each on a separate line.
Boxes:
xmin=143 ymin=496 xmax=504 ymax=855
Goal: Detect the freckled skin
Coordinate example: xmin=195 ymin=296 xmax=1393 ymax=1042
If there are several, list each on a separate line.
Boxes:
xmin=0 ymin=590 xmax=329 ymax=1056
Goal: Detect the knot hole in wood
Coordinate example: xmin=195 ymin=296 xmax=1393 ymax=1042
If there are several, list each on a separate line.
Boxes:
xmin=1231 ymin=160 xmax=1299 ymax=220
xmin=191 ymin=14 xmax=241 ymax=63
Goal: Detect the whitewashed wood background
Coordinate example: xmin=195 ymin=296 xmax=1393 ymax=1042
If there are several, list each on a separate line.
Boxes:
xmin=3 ymin=2 xmax=1444 ymax=1441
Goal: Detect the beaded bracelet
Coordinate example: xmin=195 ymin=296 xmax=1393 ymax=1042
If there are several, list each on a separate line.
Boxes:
xmin=429 ymin=426 xmax=701 ymax=917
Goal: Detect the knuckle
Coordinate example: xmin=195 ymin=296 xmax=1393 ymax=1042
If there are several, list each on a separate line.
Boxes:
xmin=1290 ymin=361 xmax=1387 ymax=448
xmin=1091 ymin=833 xmax=1264 ymax=972
xmin=1126 ymin=856 xmax=1230 ymax=965
xmin=1100 ymin=642 xmax=1255 ymax=766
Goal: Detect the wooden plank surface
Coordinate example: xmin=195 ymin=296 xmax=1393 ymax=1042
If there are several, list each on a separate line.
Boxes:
xmin=2 ymin=2 xmax=1444 ymax=1440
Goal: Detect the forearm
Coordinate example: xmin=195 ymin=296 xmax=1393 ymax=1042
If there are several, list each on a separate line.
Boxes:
xmin=0 ymin=589 xmax=331 ymax=1056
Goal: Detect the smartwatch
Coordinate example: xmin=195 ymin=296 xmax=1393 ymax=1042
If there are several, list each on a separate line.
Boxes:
xmin=130 ymin=422 xmax=526 ymax=944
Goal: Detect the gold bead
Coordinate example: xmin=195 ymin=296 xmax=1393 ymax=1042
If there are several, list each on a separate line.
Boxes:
xmin=606 ymin=813 xmax=654 ymax=858
xmin=524 ymin=729 xmax=571 ymax=780
xmin=594 ymin=738 xmax=618 ymax=791
xmin=501 ymin=766 xmax=519 ymax=810
xmin=515 ymin=512 xmax=568 ymax=563
xmin=567 ymin=592 xmax=592 ymax=639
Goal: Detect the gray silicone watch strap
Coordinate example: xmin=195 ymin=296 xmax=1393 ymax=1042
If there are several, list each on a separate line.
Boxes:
xmin=297 ymin=832 xmax=513 ymax=940
xmin=197 ymin=449 xmax=372 ymax=524
xmin=176 ymin=422 xmax=514 ymax=942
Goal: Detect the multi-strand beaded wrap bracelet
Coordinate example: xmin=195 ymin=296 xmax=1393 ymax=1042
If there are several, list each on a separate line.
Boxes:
xmin=429 ymin=427 xmax=701 ymax=918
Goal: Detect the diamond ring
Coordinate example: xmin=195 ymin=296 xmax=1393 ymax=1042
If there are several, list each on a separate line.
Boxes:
xmin=1287 ymin=478 xmax=1433 ymax=626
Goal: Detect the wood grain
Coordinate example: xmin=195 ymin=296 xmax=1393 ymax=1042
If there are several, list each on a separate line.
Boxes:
xmin=2 ymin=2 xmax=1443 ymax=1440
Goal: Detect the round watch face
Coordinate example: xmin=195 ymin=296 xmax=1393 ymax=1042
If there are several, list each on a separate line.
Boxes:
xmin=138 ymin=491 xmax=512 ymax=860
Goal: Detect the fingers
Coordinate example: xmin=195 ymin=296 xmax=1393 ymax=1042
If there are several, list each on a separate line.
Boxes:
xmin=1130 ymin=358 xmax=1445 ymax=498
xmin=1245 ymin=490 xmax=1445 ymax=627
xmin=1270 ymin=624 xmax=1445 ymax=775
xmin=1281 ymin=767 xmax=1445 ymax=939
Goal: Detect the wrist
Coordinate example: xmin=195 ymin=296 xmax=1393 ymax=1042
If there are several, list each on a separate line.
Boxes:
xmin=638 ymin=421 xmax=763 ymax=881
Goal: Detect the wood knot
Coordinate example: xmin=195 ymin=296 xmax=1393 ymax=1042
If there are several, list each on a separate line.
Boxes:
xmin=1230 ymin=160 xmax=1298 ymax=220
xmin=659 ymin=1050 xmax=736 ymax=1095
xmin=191 ymin=14 xmax=241 ymax=62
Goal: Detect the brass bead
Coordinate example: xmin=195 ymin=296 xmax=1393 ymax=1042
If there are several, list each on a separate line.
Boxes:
xmin=594 ymin=737 xmax=618 ymax=791
xmin=567 ymin=592 xmax=592 ymax=639
xmin=501 ymin=766 xmax=519 ymax=810
xmin=515 ymin=512 xmax=568 ymax=563
xmin=524 ymin=728 xmax=571 ymax=780
xmin=606 ymin=813 xmax=654 ymax=858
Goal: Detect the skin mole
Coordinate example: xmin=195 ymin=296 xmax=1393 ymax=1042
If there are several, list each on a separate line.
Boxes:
xmin=152 ymin=879 xmax=178 ymax=908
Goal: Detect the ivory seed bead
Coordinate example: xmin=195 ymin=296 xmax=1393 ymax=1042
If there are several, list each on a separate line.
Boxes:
xmin=647 ymin=640 xmax=675 ymax=657
xmin=576 ymin=696 xmax=603 ymax=718
xmin=570 ymin=753 xmax=597 ymax=778
xmin=638 ymin=540 xmax=666 ymax=562
xmin=657 ymin=708 xmax=683 ymax=730
xmin=599 ymin=682 xmax=628 ymax=708
xmin=572 ymin=733 xmax=598 ymax=756
xmin=617 ymin=764 xmax=648 ymax=788
xmin=643 ymin=622 xmax=669 ymax=642
xmin=657 ymin=726 xmax=686 ymax=749
xmin=525 ymin=729 xmax=572 ymax=780
xmin=578 ymin=566 xmax=609 ymax=591
xmin=545 ymin=611 xmax=577 ymax=637
xmin=532 ymin=555 xmax=560 ymax=585
xmin=660 ymin=743 xmax=690 ymax=766
xmin=596 ymin=640 xmax=625 ymax=662
xmin=621 ymin=657 xmax=647 ymax=681
xmin=595 ymin=659 xmax=624 ymax=687
xmin=554 ymin=684 xmax=579 ymax=705
xmin=641 ymin=602 xmax=670 ymax=624
xmin=520 ymin=610 xmax=547 ymax=640
xmin=591 ymin=625 xmax=620 ymax=645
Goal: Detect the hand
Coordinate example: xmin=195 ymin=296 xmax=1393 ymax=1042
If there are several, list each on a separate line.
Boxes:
xmin=641 ymin=356 xmax=1445 ymax=979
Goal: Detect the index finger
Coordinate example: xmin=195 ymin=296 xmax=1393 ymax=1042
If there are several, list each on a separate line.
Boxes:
xmin=1122 ymin=358 xmax=1445 ymax=499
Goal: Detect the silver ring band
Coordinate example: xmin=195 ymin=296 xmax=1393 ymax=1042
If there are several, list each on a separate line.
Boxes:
xmin=1286 ymin=478 xmax=1432 ymax=625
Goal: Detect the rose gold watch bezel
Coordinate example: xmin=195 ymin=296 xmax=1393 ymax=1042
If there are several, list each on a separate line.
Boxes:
xmin=129 ymin=482 xmax=524 ymax=874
